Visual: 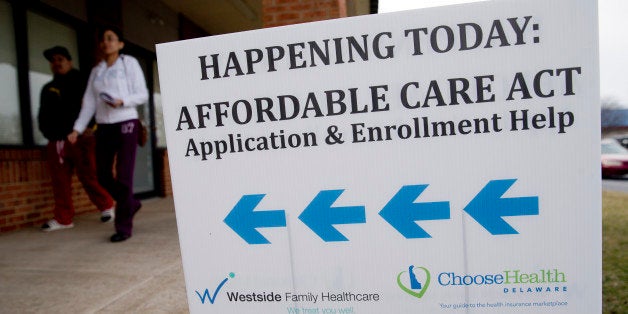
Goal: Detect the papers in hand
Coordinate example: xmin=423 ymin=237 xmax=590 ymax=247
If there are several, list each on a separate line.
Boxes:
xmin=99 ymin=92 xmax=116 ymax=106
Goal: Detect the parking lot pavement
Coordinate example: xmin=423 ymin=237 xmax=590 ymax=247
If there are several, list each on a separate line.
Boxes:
xmin=0 ymin=196 xmax=189 ymax=313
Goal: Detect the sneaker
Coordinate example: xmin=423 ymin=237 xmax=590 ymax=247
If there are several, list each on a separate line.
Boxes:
xmin=41 ymin=219 xmax=74 ymax=232
xmin=101 ymin=208 xmax=115 ymax=222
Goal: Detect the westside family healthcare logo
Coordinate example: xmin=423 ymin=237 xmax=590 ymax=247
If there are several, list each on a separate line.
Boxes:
xmin=194 ymin=272 xmax=381 ymax=307
xmin=195 ymin=272 xmax=236 ymax=304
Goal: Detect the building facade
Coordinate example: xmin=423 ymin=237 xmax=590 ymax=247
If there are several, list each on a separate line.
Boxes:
xmin=0 ymin=0 xmax=376 ymax=232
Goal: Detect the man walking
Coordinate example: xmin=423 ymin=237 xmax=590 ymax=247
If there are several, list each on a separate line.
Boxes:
xmin=38 ymin=46 xmax=114 ymax=231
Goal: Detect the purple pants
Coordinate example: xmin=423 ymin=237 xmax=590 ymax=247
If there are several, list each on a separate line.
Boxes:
xmin=96 ymin=119 xmax=141 ymax=237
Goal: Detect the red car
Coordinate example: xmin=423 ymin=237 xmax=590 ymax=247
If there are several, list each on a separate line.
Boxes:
xmin=601 ymin=139 xmax=628 ymax=177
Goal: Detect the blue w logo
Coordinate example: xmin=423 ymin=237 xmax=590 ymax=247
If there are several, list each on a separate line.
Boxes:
xmin=195 ymin=273 xmax=235 ymax=304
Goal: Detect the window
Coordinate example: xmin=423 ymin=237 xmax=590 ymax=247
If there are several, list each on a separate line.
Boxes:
xmin=153 ymin=60 xmax=167 ymax=148
xmin=0 ymin=1 xmax=22 ymax=144
xmin=27 ymin=11 xmax=80 ymax=145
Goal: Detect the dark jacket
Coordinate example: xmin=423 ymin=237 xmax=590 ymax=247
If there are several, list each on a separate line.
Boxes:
xmin=38 ymin=69 xmax=88 ymax=141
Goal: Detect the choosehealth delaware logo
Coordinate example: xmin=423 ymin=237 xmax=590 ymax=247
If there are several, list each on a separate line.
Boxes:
xmin=397 ymin=265 xmax=431 ymax=299
xmin=397 ymin=265 xmax=568 ymax=300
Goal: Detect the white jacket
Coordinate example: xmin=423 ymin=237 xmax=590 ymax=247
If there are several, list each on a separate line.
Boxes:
xmin=74 ymin=54 xmax=148 ymax=133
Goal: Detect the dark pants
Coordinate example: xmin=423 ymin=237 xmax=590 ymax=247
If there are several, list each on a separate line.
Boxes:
xmin=96 ymin=119 xmax=141 ymax=236
xmin=46 ymin=133 xmax=114 ymax=225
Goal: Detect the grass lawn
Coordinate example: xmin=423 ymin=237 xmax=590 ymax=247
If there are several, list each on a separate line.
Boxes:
xmin=603 ymin=191 xmax=628 ymax=314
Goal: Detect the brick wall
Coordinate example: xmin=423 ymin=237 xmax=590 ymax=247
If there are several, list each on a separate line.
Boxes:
xmin=0 ymin=148 xmax=94 ymax=232
xmin=0 ymin=148 xmax=173 ymax=233
xmin=262 ymin=0 xmax=347 ymax=28
xmin=157 ymin=148 xmax=172 ymax=197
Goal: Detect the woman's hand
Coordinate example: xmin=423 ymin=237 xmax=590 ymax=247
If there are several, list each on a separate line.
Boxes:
xmin=111 ymin=99 xmax=124 ymax=108
xmin=105 ymin=98 xmax=123 ymax=108
xmin=67 ymin=130 xmax=79 ymax=144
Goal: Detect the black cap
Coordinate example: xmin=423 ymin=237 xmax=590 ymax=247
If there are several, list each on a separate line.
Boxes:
xmin=43 ymin=46 xmax=72 ymax=62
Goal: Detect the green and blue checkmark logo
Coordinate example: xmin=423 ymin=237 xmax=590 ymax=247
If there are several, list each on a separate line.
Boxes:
xmin=397 ymin=265 xmax=430 ymax=299
xmin=195 ymin=272 xmax=235 ymax=304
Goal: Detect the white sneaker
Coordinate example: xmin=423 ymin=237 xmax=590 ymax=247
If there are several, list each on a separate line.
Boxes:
xmin=41 ymin=219 xmax=74 ymax=232
xmin=101 ymin=208 xmax=115 ymax=222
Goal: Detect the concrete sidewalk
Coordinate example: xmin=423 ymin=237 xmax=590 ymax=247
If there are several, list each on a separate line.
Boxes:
xmin=0 ymin=196 xmax=189 ymax=313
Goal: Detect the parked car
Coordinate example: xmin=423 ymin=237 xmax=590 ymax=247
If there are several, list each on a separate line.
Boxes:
xmin=601 ymin=138 xmax=628 ymax=177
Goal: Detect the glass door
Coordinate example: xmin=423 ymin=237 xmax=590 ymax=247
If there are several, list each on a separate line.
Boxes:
xmin=129 ymin=52 xmax=156 ymax=195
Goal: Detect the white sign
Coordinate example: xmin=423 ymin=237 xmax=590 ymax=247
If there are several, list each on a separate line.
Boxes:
xmin=156 ymin=0 xmax=600 ymax=312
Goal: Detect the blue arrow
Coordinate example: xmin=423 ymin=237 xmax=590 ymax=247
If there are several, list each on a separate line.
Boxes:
xmin=298 ymin=190 xmax=366 ymax=242
xmin=224 ymin=194 xmax=286 ymax=244
xmin=379 ymin=185 xmax=450 ymax=238
xmin=464 ymin=179 xmax=539 ymax=235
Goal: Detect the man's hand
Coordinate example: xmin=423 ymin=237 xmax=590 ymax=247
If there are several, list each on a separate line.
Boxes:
xmin=67 ymin=130 xmax=79 ymax=144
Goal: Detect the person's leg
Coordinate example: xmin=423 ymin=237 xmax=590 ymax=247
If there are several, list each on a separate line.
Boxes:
xmin=45 ymin=142 xmax=74 ymax=225
xmin=95 ymin=124 xmax=119 ymax=208
xmin=111 ymin=120 xmax=140 ymax=239
xmin=74 ymin=133 xmax=114 ymax=212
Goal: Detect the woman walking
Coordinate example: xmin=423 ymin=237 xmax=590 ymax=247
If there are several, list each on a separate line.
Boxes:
xmin=68 ymin=26 xmax=148 ymax=242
